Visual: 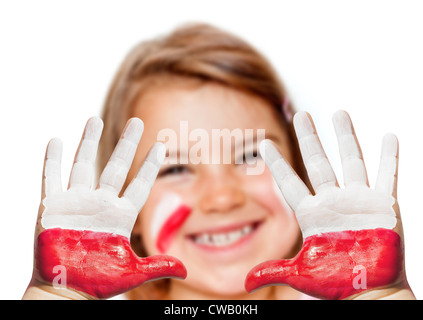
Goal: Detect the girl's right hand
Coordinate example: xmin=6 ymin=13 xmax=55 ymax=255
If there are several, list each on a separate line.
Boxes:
xmin=24 ymin=117 xmax=186 ymax=300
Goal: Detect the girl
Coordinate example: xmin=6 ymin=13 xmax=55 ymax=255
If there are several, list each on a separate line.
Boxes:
xmin=23 ymin=23 xmax=415 ymax=300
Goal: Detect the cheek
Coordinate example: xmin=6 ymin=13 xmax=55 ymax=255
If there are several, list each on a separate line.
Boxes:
xmin=142 ymin=192 xmax=192 ymax=254
xmin=246 ymin=170 xmax=295 ymax=221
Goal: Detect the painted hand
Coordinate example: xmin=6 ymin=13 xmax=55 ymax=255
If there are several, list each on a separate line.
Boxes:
xmin=245 ymin=110 xmax=407 ymax=300
xmin=33 ymin=117 xmax=186 ymax=299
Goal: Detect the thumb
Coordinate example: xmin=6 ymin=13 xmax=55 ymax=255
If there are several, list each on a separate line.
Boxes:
xmin=245 ymin=259 xmax=295 ymax=293
xmin=106 ymin=254 xmax=187 ymax=299
xmin=137 ymin=255 xmax=187 ymax=283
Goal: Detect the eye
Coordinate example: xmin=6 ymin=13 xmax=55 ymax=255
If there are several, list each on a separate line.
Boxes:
xmin=158 ymin=165 xmax=191 ymax=178
xmin=236 ymin=149 xmax=262 ymax=165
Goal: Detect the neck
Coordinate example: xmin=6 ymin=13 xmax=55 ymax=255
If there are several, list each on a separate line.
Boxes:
xmin=165 ymin=280 xmax=302 ymax=300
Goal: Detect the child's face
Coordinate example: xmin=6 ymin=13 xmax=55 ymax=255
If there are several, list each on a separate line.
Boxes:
xmin=128 ymin=80 xmax=301 ymax=297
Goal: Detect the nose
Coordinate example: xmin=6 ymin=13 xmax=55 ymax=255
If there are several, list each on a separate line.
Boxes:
xmin=198 ymin=167 xmax=246 ymax=214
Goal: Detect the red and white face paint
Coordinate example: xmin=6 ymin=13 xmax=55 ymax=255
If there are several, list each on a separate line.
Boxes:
xmin=151 ymin=193 xmax=192 ymax=254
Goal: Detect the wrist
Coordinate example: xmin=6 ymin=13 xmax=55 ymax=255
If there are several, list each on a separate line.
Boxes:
xmin=22 ymin=283 xmax=93 ymax=300
xmin=347 ymin=284 xmax=415 ymax=300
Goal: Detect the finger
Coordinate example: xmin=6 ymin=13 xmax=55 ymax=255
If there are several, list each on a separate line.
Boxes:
xmin=375 ymin=133 xmax=399 ymax=197
xmin=136 ymin=255 xmax=187 ymax=283
xmin=68 ymin=117 xmax=103 ymax=189
xmin=42 ymin=138 xmax=63 ymax=199
xmin=99 ymin=118 xmax=143 ymax=194
xmin=259 ymin=139 xmax=310 ymax=211
xmin=245 ymin=259 xmax=295 ymax=293
xmin=123 ymin=142 xmax=166 ymax=211
xmin=294 ymin=111 xmax=338 ymax=192
xmin=332 ymin=110 xmax=369 ymax=187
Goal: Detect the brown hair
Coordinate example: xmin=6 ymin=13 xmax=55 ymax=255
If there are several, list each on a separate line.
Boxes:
xmin=98 ymin=22 xmax=307 ymax=299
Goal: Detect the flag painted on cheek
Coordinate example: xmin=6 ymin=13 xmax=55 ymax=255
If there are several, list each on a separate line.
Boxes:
xmin=151 ymin=193 xmax=192 ymax=254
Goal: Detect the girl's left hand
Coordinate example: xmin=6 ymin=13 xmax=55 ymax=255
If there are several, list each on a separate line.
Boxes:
xmin=245 ymin=110 xmax=415 ymax=300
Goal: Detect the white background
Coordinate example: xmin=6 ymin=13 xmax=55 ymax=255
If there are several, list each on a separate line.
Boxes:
xmin=1 ymin=0 xmax=422 ymax=300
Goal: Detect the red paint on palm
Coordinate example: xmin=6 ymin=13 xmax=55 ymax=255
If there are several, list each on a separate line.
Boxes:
xmin=36 ymin=228 xmax=187 ymax=299
xmin=245 ymin=228 xmax=402 ymax=299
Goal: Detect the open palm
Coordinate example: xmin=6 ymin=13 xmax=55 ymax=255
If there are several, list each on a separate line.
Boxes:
xmin=245 ymin=110 xmax=406 ymax=300
xmin=33 ymin=117 xmax=186 ymax=299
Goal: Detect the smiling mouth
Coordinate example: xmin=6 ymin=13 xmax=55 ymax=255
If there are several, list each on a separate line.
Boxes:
xmin=187 ymin=221 xmax=262 ymax=248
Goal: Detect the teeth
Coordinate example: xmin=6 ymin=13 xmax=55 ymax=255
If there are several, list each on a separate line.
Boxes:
xmin=193 ymin=224 xmax=255 ymax=247
xmin=242 ymin=225 xmax=252 ymax=235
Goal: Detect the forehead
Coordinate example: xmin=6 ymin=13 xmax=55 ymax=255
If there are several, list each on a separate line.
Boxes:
xmin=122 ymin=81 xmax=295 ymax=187
xmin=132 ymin=81 xmax=286 ymax=139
